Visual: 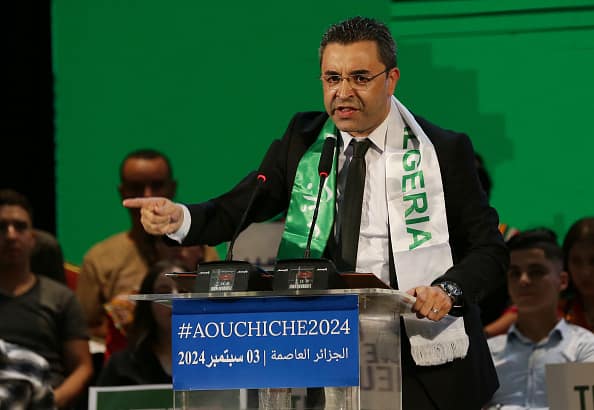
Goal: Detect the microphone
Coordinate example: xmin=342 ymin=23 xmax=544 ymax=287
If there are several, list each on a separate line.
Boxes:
xmin=304 ymin=135 xmax=336 ymax=258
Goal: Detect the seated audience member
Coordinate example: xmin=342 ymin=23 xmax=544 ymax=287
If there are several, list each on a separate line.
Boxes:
xmin=31 ymin=229 xmax=66 ymax=285
xmin=96 ymin=260 xmax=184 ymax=385
xmin=0 ymin=339 xmax=55 ymax=409
xmin=560 ymin=216 xmax=594 ymax=331
xmin=75 ymin=149 xmax=218 ymax=359
xmin=101 ymin=239 xmax=218 ymax=363
xmin=76 ymin=149 xmax=178 ymax=342
xmin=486 ymin=228 xmax=594 ymax=409
xmin=0 ymin=189 xmax=93 ymax=409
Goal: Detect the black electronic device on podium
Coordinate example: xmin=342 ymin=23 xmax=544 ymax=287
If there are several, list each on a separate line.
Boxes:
xmin=272 ymin=135 xmax=347 ymax=291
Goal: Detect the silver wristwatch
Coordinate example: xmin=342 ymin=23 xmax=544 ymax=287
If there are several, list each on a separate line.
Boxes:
xmin=435 ymin=280 xmax=464 ymax=315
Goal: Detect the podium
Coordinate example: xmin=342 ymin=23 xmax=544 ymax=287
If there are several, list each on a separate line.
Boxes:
xmin=134 ymin=287 xmax=414 ymax=410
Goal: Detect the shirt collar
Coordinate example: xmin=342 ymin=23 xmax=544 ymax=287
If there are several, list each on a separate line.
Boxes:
xmin=508 ymin=318 xmax=567 ymax=346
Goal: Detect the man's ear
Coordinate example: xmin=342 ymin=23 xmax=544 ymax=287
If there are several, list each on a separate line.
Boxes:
xmin=559 ymin=270 xmax=569 ymax=292
xmin=387 ymin=67 xmax=400 ymax=96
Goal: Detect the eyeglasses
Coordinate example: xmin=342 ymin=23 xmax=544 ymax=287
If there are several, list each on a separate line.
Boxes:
xmin=321 ymin=68 xmax=390 ymax=90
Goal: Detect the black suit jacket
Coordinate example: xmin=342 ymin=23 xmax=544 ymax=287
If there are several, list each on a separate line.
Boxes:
xmin=183 ymin=111 xmax=509 ymax=409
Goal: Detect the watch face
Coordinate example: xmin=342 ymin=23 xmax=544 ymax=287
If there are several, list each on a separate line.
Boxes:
xmin=437 ymin=281 xmax=464 ymax=314
xmin=447 ymin=282 xmax=463 ymax=296
xmin=439 ymin=281 xmax=463 ymax=300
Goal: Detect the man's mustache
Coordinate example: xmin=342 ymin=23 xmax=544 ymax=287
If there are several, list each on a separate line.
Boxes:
xmin=331 ymin=98 xmax=362 ymax=112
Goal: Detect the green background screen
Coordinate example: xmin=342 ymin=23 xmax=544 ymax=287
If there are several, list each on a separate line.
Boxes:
xmin=53 ymin=0 xmax=594 ymax=264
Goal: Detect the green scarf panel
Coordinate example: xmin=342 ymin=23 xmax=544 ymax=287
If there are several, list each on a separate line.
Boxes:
xmin=277 ymin=118 xmax=337 ymax=259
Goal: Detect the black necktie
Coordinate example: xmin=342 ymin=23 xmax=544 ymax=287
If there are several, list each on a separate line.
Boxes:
xmin=339 ymin=139 xmax=371 ymax=271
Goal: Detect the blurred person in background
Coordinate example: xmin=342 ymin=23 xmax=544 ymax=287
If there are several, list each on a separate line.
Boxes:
xmin=76 ymin=149 xmax=178 ymax=343
xmin=560 ymin=216 xmax=594 ymax=331
xmin=96 ymin=259 xmax=184 ymax=385
xmin=0 ymin=189 xmax=92 ymax=409
xmin=486 ymin=228 xmax=594 ymax=409
xmin=76 ymin=149 xmax=218 ymax=362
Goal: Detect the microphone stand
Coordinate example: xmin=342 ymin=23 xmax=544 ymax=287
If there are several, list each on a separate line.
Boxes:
xmin=303 ymin=171 xmax=327 ymax=259
xmin=226 ymin=174 xmax=266 ymax=261
xmin=190 ymin=173 xmax=270 ymax=293
xmin=167 ymin=138 xmax=283 ymax=294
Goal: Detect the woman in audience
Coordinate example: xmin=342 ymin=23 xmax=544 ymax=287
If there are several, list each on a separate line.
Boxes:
xmin=560 ymin=217 xmax=594 ymax=331
xmin=96 ymin=260 xmax=184 ymax=385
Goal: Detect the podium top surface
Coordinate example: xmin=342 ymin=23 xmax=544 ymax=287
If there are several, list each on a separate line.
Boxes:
xmin=130 ymin=288 xmax=416 ymax=314
xmin=132 ymin=287 xmax=411 ymax=300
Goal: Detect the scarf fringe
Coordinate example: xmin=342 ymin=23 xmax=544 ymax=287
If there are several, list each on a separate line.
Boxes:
xmin=409 ymin=336 xmax=470 ymax=366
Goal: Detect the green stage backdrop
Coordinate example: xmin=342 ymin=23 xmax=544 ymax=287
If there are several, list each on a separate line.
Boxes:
xmin=52 ymin=1 xmax=386 ymax=264
xmin=390 ymin=0 xmax=594 ymax=240
xmin=53 ymin=1 xmax=594 ymax=265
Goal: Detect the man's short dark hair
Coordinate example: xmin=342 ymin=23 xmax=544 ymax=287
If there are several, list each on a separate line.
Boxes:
xmin=319 ymin=16 xmax=397 ymax=69
xmin=507 ymin=228 xmax=563 ymax=263
xmin=0 ymin=189 xmax=33 ymax=221
xmin=119 ymin=149 xmax=173 ymax=181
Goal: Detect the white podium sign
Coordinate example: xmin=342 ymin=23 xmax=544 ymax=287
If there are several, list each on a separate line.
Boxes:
xmin=546 ymin=362 xmax=594 ymax=410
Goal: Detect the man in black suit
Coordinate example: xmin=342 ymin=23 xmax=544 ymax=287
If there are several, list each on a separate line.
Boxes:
xmin=125 ymin=16 xmax=508 ymax=410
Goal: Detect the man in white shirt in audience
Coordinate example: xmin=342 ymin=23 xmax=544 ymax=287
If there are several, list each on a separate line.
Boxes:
xmin=486 ymin=228 xmax=594 ymax=409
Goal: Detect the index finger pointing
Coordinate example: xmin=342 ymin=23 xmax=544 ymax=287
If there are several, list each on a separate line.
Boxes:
xmin=122 ymin=197 xmax=161 ymax=209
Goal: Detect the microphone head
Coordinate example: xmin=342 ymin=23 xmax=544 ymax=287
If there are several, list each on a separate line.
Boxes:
xmin=256 ymin=140 xmax=281 ymax=185
xmin=318 ymin=136 xmax=336 ymax=176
